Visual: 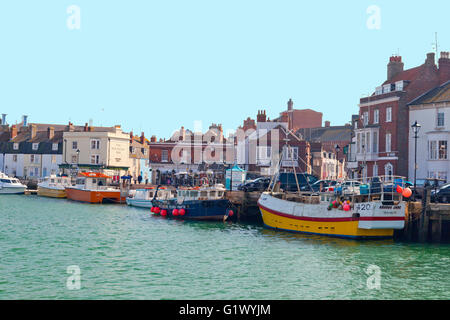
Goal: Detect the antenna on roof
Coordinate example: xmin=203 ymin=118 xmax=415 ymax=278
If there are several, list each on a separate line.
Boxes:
xmin=432 ymin=32 xmax=438 ymax=63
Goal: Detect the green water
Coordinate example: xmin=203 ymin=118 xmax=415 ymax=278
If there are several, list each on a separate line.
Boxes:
xmin=0 ymin=195 xmax=449 ymax=300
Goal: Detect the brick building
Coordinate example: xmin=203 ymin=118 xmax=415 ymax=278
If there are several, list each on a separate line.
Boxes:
xmin=355 ymin=52 xmax=450 ymax=179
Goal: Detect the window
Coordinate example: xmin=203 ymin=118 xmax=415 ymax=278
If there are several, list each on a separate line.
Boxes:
xmin=437 ymin=112 xmax=445 ymax=127
xmin=52 ymin=143 xmax=58 ymax=151
xmin=52 ymin=155 xmax=56 ymax=163
xmin=372 ymin=132 xmax=378 ymax=153
xmin=13 ymin=143 xmax=19 ymax=150
xmin=365 ymin=132 xmax=371 ymax=153
xmin=72 ymin=155 xmax=78 ymax=163
xmin=373 ymin=164 xmax=378 ymax=177
xmin=361 ymin=133 xmax=366 ymax=152
xmin=130 ymin=146 xmax=135 ymax=154
xmin=72 ymin=141 xmax=77 ymax=150
xmin=429 ymin=140 xmax=448 ymax=160
xmin=374 ymin=110 xmax=379 ymax=124
xmin=30 ymin=155 xmax=35 ymax=163
xmin=32 ymin=143 xmax=39 ymax=150
xmin=13 ymin=155 xmax=18 ymax=162
xmin=283 ymin=146 xmax=298 ymax=160
xmin=162 ymin=150 xmax=168 ymax=162
xmin=363 ymin=111 xmax=369 ymax=126
xmin=258 ymin=146 xmax=271 ymax=160
xmin=386 ymin=107 xmax=392 ymax=122
xmin=385 ymin=163 xmax=393 ymax=177
xmin=90 ymin=154 xmax=100 ymax=164
xmin=91 ymin=139 xmax=100 ymax=150
xmin=142 ymin=148 xmax=148 ymax=155
xmin=429 ymin=141 xmax=438 ymax=160
xmin=385 ymin=133 xmax=391 ymax=153
xmin=357 ymin=133 xmax=361 ymax=154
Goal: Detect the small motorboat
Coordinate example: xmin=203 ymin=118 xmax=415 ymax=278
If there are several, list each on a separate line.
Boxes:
xmin=0 ymin=172 xmax=27 ymax=194
xmin=126 ymin=186 xmax=175 ymax=208
xmin=37 ymin=175 xmax=73 ymax=198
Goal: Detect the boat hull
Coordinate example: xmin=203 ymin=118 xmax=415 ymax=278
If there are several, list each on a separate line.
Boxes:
xmin=66 ymin=188 xmax=125 ymax=204
xmin=126 ymin=198 xmax=152 ymax=208
xmin=37 ymin=186 xmax=67 ymax=198
xmin=258 ymin=193 xmax=405 ymax=239
xmin=0 ymin=186 xmax=26 ymax=194
xmin=152 ymin=199 xmax=232 ymax=221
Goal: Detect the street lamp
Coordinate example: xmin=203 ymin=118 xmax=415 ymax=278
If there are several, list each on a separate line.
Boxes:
xmin=335 ymin=144 xmax=341 ymax=179
xmin=411 ymin=121 xmax=421 ymax=200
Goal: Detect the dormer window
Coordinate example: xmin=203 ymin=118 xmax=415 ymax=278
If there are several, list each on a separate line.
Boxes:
xmin=13 ymin=143 xmax=19 ymax=150
xmin=52 ymin=143 xmax=58 ymax=151
xmin=32 ymin=143 xmax=39 ymax=151
xmin=395 ymin=81 xmax=404 ymax=91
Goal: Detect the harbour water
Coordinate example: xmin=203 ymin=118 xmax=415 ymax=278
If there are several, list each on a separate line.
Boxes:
xmin=1 ymin=195 xmax=449 ymax=300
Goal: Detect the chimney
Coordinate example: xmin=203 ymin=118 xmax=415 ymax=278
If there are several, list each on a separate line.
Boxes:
xmin=180 ymin=126 xmax=186 ymax=141
xmin=11 ymin=125 xmax=17 ymax=139
xmin=257 ymin=110 xmax=267 ymax=123
xmin=1 ymin=114 xmax=6 ymax=125
xmin=287 ymin=99 xmax=294 ymax=111
xmin=439 ymin=51 xmax=450 ymax=85
xmin=22 ymin=115 xmax=28 ymax=127
xmin=130 ymin=131 xmax=134 ymax=140
xmin=30 ymin=124 xmax=37 ymax=139
xmin=68 ymin=121 xmax=75 ymax=132
xmin=324 ymin=121 xmax=331 ymax=127
xmin=150 ymin=135 xmax=157 ymax=143
xmin=47 ymin=126 xmax=54 ymax=139
xmin=84 ymin=123 xmax=88 ymax=132
xmin=140 ymin=132 xmax=145 ymax=144
xmin=387 ymin=56 xmax=404 ymax=81
xmin=425 ymin=52 xmax=436 ymax=66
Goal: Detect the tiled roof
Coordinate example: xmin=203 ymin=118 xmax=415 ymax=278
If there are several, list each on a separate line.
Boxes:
xmin=409 ymin=80 xmax=450 ymax=105
xmin=383 ymin=66 xmax=422 ymax=85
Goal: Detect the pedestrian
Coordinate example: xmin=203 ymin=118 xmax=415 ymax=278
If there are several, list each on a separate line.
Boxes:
xmin=138 ymin=175 xmax=142 ymax=184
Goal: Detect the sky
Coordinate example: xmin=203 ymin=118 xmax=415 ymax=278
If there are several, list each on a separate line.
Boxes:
xmin=0 ymin=1 xmax=448 ymax=139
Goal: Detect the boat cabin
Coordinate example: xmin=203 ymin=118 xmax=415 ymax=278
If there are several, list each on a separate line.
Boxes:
xmin=176 ymin=184 xmax=226 ymax=201
xmin=75 ymin=172 xmax=112 ymax=190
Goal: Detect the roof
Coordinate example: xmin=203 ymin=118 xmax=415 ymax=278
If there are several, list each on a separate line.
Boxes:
xmin=383 ymin=66 xmax=421 ymax=85
xmin=408 ymin=80 xmax=450 ymax=106
xmin=78 ymin=172 xmax=111 ymax=179
xmin=297 ymin=126 xmax=352 ymax=143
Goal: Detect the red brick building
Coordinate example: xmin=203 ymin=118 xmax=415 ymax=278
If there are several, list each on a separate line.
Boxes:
xmin=355 ymin=52 xmax=450 ymax=179
xmin=275 ymin=99 xmax=323 ymax=131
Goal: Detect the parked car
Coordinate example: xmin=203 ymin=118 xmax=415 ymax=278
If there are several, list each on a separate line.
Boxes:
xmin=431 ymin=183 xmax=450 ymax=203
xmin=300 ymin=179 xmax=338 ymax=192
xmin=277 ymin=172 xmax=318 ymax=192
xmin=237 ymin=177 xmax=271 ymax=192
xmin=335 ymin=180 xmax=362 ymax=195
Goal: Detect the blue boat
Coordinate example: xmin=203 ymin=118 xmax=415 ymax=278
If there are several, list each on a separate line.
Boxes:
xmin=151 ymin=184 xmax=235 ymax=221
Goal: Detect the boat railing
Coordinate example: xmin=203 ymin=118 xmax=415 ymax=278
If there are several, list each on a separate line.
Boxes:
xmin=272 ymin=175 xmax=408 ymax=204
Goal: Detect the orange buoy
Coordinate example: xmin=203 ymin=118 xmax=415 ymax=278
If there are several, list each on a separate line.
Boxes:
xmin=402 ymin=187 xmax=412 ymax=198
xmin=396 ymin=185 xmax=403 ymax=194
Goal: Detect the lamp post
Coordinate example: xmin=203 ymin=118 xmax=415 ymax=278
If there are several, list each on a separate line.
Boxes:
xmin=335 ymin=144 xmax=341 ymax=180
xmin=411 ymin=121 xmax=421 ymax=200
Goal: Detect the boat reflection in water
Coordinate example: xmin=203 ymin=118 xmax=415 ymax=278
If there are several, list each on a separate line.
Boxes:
xmin=126 ymin=186 xmax=175 ymax=208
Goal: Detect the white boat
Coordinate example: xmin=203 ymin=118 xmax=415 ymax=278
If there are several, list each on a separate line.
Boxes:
xmin=37 ymin=175 xmax=73 ymax=198
xmin=0 ymin=172 xmax=27 ymax=194
xmin=126 ymin=187 xmax=175 ymax=208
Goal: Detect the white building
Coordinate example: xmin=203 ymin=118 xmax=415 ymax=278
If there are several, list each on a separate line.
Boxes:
xmin=408 ymin=81 xmax=450 ymax=182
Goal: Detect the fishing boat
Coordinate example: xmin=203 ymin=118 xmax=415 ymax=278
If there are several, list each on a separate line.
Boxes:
xmin=126 ymin=186 xmax=175 ymax=208
xmin=258 ymin=174 xmax=407 ymax=239
xmin=151 ymin=184 xmax=235 ymax=220
xmin=0 ymin=172 xmax=27 ymax=194
xmin=37 ymin=175 xmax=72 ymax=198
xmin=66 ymin=172 xmax=126 ymax=204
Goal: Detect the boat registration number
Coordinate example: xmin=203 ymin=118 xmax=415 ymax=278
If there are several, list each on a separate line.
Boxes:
xmin=355 ymin=203 xmax=371 ymax=211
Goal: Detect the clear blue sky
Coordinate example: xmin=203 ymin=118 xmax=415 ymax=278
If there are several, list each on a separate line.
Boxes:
xmin=0 ymin=1 xmax=448 ymax=139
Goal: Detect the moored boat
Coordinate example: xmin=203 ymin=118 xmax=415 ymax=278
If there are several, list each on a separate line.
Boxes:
xmin=66 ymin=172 xmax=126 ymax=204
xmin=258 ymin=175 xmax=407 ymax=239
xmin=151 ymin=184 xmax=235 ymax=220
xmin=37 ymin=175 xmax=72 ymax=198
xmin=126 ymin=186 xmax=175 ymax=208
xmin=0 ymin=172 xmax=27 ymax=194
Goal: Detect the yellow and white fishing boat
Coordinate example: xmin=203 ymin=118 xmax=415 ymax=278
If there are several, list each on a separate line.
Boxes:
xmin=37 ymin=175 xmax=73 ymax=198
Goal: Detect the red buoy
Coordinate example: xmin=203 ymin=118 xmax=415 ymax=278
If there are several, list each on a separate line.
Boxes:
xmin=172 ymin=209 xmax=179 ymax=216
xmin=228 ymin=210 xmax=234 ymax=217
xmin=161 ymin=209 xmax=167 ymax=216
xmin=179 ymin=209 xmax=185 ymax=216
xmin=154 ymin=207 xmax=161 ymax=214
xmin=150 ymin=207 xmax=155 ymax=213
